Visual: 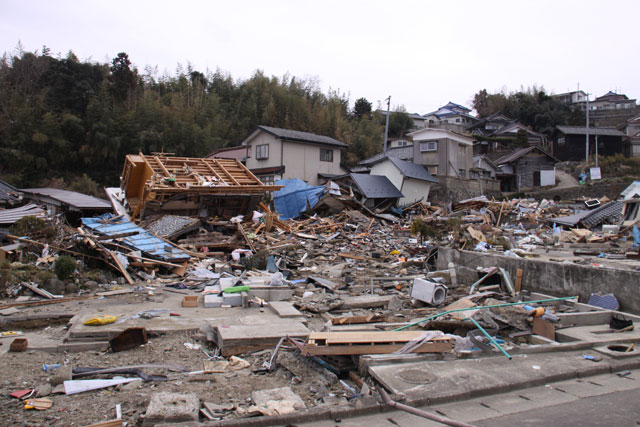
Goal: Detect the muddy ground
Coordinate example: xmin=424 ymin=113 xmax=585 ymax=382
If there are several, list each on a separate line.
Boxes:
xmin=0 ymin=294 xmax=347 ymax=426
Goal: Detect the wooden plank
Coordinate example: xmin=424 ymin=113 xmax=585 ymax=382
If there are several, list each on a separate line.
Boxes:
xmin=330 ymin=314 xmax=388 ymax=325
xmin=96 ymin=289 xmax=133 ymax=297
xmin=237 ymin=222 xmax=256 ymax=252
xmin=307 ymin=331 xmax=450 ymax=345
xmin=20 ymin=282 xmax=62 ymax=299
xmin=515 ymin=268 xmax=523 ymax=293
xmin=303 ymin=341 xmax=452 ymax=356
xmin=108 ymin=250 xmax=135 ymax=285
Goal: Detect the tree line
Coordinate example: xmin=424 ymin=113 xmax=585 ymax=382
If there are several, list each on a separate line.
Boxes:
xmin=1 ymin=46 xmax=584 ymax=194
xmin=0 ymin=47 xmax=416 ymax=191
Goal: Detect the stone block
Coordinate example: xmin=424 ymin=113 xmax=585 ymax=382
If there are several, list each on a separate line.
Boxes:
xmin=204 ymin=294 xmax=223 ymax=308
xmin=143 ymin=392 xmax=199 ymax=426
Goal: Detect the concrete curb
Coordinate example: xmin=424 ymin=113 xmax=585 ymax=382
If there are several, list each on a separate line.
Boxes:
xmin=190 ymin=357 xmax=640 ymax=426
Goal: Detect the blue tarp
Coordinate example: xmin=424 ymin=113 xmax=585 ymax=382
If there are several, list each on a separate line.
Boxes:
xmin=273 ymin=179 xmax=326 ymax=220
xmin=82 ymin=214 xmax=190 ymax=262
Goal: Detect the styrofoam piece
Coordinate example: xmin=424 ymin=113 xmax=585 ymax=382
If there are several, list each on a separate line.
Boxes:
xmin=411 ymin=278 xmax=447 ymax=306
xmin=204 ymin=294 xmax=223 ymax=308
xmin=64 ymin=378 xmax=138 ymax=395
xmin=223 ymin=292 xmax=242 ymax=307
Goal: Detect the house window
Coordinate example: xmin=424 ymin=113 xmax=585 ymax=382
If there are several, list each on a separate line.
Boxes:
xmin=256 ymin=144 xmax=269 ymax=160
xmin=427 ymin=166 xmax=438 ymax=175
xmin=420 ymin=141 xmax=437 ymax=152
xmin=320 ymin=148 xmax=333 ymax=162
xmin=455 ymin=118 xmax=460 ymax=123
xmin=260 ymin=175 xmax=274 ymax=185
xmin=558 ymin=137 xmax=566 ymax=145
xmin=459 ymin=169 xmax=466 ymax=177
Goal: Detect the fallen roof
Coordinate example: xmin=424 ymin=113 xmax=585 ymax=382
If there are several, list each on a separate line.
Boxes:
xmin=22 ymin=188 xmax=112 ymax=210
xmin=0 ymin=203 xmax=47 ymax=225
xmin=82 ymin=215 xmax=190 ymax=263
xmin=387 ymin=157 xmax=438 ymax=183
xmin=252 ymin=126 xmax=348 ymax=148
xmin=556 ymin=126 xmax=625 ymax=137
xmin=350 ymin=174 xmax=404 ymax=199
xmin=0 ymin=179 xmax=22 ymax=204
xmin=551 ymin=201 xmax=623 ymax=228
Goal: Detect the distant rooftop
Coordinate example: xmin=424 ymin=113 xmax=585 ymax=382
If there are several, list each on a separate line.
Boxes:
xmin=556 ymin=126 xmax=625 ymax=137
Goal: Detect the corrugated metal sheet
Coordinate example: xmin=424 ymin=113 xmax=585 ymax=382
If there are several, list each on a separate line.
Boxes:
xmin=0 ymin=203 xmax=47 ymax=225
xmin=82 ymin=216 xmax=190 ymax=262
xmin=23 ymin=188 xmax=112 ymax=210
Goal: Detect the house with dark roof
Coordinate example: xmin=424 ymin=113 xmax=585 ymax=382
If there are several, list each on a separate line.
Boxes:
xmin=369 ymin=156 xmax=437 ymax=205
xmin=240 ymin=125 xmax=348 ymax=186
xmin=553 ymin=126 xmax=625 ymax=161
xmin=494 ymin=146 xmax=560 ymax=191
xmin=355 ymin=145 xmax=414 ymax=171
xmin=407 ymin=127 xmax=474 ymax=178
xmin=468 ymin=112 xmax=547 ymax=154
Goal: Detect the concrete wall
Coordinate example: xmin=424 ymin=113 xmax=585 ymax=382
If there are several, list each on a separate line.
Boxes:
xmin=437 ymin=247 xmax=640 ymax=314
xmin=429 ymin=176 xmax=501 ymax=204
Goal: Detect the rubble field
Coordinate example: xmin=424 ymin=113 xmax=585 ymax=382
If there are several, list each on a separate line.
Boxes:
xmin=0 ymin=185 xmax=639 ymax=426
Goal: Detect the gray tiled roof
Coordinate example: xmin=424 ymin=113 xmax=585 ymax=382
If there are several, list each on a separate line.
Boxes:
xmin=0 ymin=179 xmax=22 ymax=203
xmin=494 ymin=146 xmax=559 ymax=165
xmin=350 ymin=174 xmax=404 ymax=199
xmin=388 ymin=157 xmax=438 ymax=183
xmin=556 ymin=126 xmax=625 ymax=137
xmin=22 ymin=188 xmax=112 ymax=210
xmin=357 ymin=146 xmax=414 ymax=166
xmin=258 ymin=126 xmax=348 ymax=148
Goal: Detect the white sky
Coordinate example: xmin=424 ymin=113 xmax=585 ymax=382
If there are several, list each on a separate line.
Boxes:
xmin=2 ymin=0 xmax=639 ymax=114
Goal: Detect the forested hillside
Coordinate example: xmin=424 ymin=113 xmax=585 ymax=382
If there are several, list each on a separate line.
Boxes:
xmin=0 ymin=48 xmax=413 ymax=191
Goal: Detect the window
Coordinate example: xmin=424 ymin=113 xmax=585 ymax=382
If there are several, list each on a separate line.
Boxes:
xmin=420 ymin=141 xmax=437 ymax=152
xmin=256 ymin=144 xmax=269 ymax=160
xmin=455 ymin=118 xmax=460 ymax=123
xmin=427 ymin=166 xmax=438 ymax=175
xmin=320 ymin=148 xmax=333 ymax=162
xmin=260 ymin=175 xmax=274 ymax=185
xmin=459 ymin=169 xmax=466 ymax=177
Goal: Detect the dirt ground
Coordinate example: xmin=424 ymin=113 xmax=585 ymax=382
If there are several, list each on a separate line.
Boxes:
xmin=0 ymin=295 xmax=345 ymax=426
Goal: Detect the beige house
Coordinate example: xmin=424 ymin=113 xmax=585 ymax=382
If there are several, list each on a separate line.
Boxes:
xmin=408 ymin=128 xmax=474 ymax=178
xmin=240 ymin=126 xmax=348 ymax=186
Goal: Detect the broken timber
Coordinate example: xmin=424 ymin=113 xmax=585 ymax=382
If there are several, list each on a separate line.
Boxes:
xmin=302 ymin=331 xmax=453 ymax=356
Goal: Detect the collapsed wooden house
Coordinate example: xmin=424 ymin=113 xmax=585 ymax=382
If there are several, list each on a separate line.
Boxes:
xmin=121 ymin=153 xmax=282 ymax=220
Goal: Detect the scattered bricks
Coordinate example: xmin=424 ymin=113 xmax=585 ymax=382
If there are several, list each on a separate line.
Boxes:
xmin=143 ymin=392 xmax=199 ymax=426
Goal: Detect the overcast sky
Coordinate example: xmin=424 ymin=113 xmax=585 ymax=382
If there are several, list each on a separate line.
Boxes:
xmin=2 ymin=0 xmax=639 ymax=114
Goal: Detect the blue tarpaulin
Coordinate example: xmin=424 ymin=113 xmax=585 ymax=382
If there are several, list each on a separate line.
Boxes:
xmin=273 ymin=179 xmax=326 ymax=220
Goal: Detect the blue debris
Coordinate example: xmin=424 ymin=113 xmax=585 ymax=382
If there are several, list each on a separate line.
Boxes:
xmin=82 ymin=214 xmax=190 ymax=263
xmin=273 ymin=179 xmax=326 ymax=220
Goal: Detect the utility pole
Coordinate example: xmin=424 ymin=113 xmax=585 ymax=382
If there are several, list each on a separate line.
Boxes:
xmin=595 ymin=135 xmax=599 ymax=168
xmin=383 ymin=96 xmax=391 ymax=153
xmin=585 ymin=93 xmax=590 ymax=163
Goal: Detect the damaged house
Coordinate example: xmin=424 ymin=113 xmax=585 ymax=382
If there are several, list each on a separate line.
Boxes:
xmin=120 ymin=153 xmax=281 ymax=220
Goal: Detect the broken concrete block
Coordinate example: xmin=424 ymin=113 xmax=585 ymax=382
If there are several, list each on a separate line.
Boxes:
xmin=250 ymin=386 xmax=305 ymax=415
xmin=223 ymin=292 xmax=242 ymax=307
xmin=143 ymin=392 xmax=199 ymax=426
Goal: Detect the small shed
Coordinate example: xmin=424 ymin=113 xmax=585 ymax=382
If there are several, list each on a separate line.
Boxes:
xmin=332 ymin=173 xmax=404 ymax=211
xmin=495 ymin=146 xmax=559 ymax=191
